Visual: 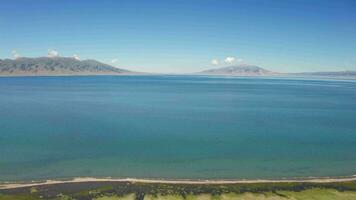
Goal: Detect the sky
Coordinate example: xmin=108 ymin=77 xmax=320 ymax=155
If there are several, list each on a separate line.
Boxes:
xmin=0 ymin=0 xmax=356 ymax=73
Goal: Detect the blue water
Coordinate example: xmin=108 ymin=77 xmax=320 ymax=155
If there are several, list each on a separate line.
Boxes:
xmin=1 ymin=75 xmax=356 ymax=181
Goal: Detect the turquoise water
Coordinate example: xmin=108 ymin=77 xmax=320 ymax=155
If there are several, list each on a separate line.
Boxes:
xmin=1 ymin=75 xmax=356 ymax=181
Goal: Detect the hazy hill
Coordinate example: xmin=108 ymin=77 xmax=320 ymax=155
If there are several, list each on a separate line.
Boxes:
xmin=293 ymin=71 xmax=356 ymax=77
xmin=0 ymin=57 xmax=133 ymax=76
xmin=1 ymin=58 xmax=355 ymax=78
xmin=198 ymin=65 xmax=356 ymax=78
xmin=198 ymin=64 xmax=277 ymax=76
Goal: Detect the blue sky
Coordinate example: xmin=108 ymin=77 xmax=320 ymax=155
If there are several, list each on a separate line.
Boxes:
xmin=1 ymin=0 xmax=355 ymax=73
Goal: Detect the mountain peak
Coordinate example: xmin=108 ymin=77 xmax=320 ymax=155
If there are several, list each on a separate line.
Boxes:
xmin=0 ymin=56 xmax=132 ymax=76
xmin=199 ymin=64 xmax=276 ymax=76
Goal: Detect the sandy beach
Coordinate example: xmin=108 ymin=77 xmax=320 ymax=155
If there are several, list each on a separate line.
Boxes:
xmin=2 ymin=176 xmax=356 ymax=190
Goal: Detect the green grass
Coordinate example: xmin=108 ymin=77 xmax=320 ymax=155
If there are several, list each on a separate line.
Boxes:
xmin=0 ymin=194 xmax=39 ymax=200
xmin=141 ymin=190 xmax=356 ymax=200
xmin=279 ymin=188 xmax=356 ymax=200
xmin=2 ymin=181 xmax=356 ymax=200
xmin=94 ymin=193 xmax=136 ymax=200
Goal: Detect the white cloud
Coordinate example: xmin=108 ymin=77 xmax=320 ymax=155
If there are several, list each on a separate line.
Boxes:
xmin=111 ymin=59 xmax=118 ymax=64
xmin=48 ymin=49 xmax=59 ymax=57
xmin=12 ymin=50 xmax=20 ymax=59
xmin=211 ymin=59 xmax=219 ymax=65
xmin=73 ymin=54 xmax=81 ymax=60
xmin=224 ymin=56 xmax=236 ymax=64
xmin=211 ymin=56 xmax=243 ymax=66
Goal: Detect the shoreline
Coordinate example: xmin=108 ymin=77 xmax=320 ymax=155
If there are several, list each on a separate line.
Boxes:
xmin=2 ymin=176 xmax=356 ymax=190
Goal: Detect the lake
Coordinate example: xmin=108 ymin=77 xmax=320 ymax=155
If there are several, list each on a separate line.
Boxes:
xmin=1 ymin=75 xmax=356 ymax=181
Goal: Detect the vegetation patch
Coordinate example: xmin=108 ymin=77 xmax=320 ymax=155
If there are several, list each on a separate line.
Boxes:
xmin=2 ymin=181 xmax=356 ymax=200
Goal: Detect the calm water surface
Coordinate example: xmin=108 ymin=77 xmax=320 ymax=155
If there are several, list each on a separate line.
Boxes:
xmin=0 ymin=75 xmax=356 ymax=181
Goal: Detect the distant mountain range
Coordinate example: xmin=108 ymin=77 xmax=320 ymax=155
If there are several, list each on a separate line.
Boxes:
xmin=1 ymin=57 xmax=355 ymax=78
xmin=293 ymin=71 xmax=356 ymax=77
xmin=198 ymin=64 xmax=278 ymax=76
xmin=198 ymin=64 xmax=356 ymax=78
xmin=0 ymin=57 xmax=134 ymax=76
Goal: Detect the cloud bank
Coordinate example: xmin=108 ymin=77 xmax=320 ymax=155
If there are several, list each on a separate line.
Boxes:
xmin=48 ymin=49 xmax=59 ymax=57
xmin=224 ymin=57 xmax=236 ymax=64
xmin=73 ymin=54 xmax=81 ymax=60
xmin=12 ymin=50 xmax=20 ymax=59
xmin=211 ymin=56 xmax=243 ymax=66
xmin=111 ymin=59 xmax=118 ymax=64
xmin=211 ymin=59 xmax=219 ymax=65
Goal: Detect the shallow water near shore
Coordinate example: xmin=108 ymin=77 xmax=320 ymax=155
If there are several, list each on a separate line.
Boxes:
xmin=1 ymin=75 xmax=356 ymax=181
